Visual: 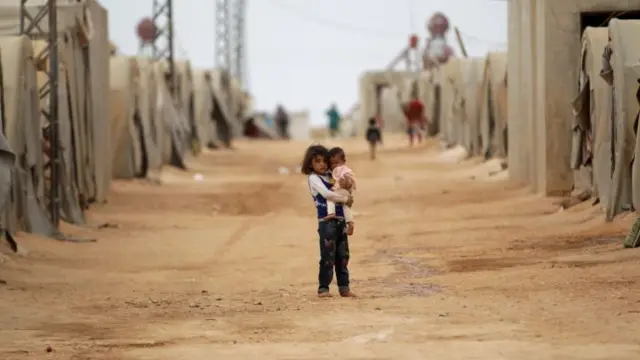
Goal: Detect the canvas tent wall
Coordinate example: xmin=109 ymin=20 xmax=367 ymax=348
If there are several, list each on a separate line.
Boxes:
xmin=31 ymin=38 xmax=89 ymax=225
xmin=478 ymin=52 xmax=508 ymax=159
xmin=571 ymin=27 xmax=611 ymax=211
xmin=438 ymin=58 xmax=461 ymax=147
xmin=175 ymin=60 xmax=197 ymax=153
xmin=109 ymin=56 xmax=143 ymax=179
xmin=135 ymin=57 xmax=165 ymax=176
xmin=193 ymin=69 xmax=217 ymax=148
xmin=208 ymin=69 xmax=236 ymax=147
xmin=152 ymin=61 xmax=187 ymax=166
xmin=0 ymin=0 xmax=111 ymax=204
xmin=507 ymin=0 xmax=640 ymax=196
xmin=603 ymin=19 xmax=640 ymax=220
xmin=0 ymin=36 xmax=57 ymax=235
xmin=454 ymin=57 xmax=484 ymax=153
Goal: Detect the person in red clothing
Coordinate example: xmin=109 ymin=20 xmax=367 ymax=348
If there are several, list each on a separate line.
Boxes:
xmin=403 ymin=94 xmax=427 ymax=146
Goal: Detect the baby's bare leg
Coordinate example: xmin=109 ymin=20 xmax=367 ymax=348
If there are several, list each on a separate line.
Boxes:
xmin=334 ymin=188 xmax=355 ymax=234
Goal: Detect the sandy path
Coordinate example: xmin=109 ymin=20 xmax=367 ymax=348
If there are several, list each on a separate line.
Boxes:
xmin=1 ymin=135 xmax=639 ymax=360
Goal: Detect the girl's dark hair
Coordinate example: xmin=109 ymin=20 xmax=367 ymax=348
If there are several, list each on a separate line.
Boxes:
xmin=301 ymin=144 xmax=328 ymax=175
xmin=328 ymin=147 xmax=346 ymax=162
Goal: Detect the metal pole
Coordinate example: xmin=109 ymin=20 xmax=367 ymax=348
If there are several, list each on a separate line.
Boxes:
xmin=20 ymin=0 xmax=61 ymax=228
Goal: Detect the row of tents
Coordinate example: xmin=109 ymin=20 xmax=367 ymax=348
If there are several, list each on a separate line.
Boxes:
xmin=571 ymin=19 xmax=640 ymax=221
xmin=349 ymin=18 xmax=640 ymax=224
xmin=348 ymin=50 xmax=507 ymax=162
xmin=0 ymin=0 xmax=250 ymax=239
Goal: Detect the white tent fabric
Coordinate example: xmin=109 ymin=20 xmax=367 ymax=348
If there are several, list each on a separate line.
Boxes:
xmin=0 ymin=35 xmax=55 ymax=235
xmin=109 ymin=56 xmax=142 ymax=179
xmin=571 ymin=27 xmax=611 ymax=208
xmin=478 ymin=52 xmax=508 ymax=159
xmin=605 ymin=19 xmax=640 ymax=220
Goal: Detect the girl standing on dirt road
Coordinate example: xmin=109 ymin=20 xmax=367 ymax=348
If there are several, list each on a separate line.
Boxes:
xmin=301 ymin=145 xmax=357 ymax=298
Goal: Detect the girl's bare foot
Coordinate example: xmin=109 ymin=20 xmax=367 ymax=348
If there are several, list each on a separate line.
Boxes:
xmin=318 ymin=292 xmax=332 ymax=298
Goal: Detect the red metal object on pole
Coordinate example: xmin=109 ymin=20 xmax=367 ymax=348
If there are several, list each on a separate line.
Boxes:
xmin=409 ymin=34 xmax=419 ymax=48
xmin=136 ymin=17 xmax=157 ymax=43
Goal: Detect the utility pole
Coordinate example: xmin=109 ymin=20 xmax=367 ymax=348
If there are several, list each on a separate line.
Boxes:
xmin=151 ymin=0 xmax=175 ymax=96
xmin=20 ymin=0 xmax=61 ymax=228
xmin=215 ymin=0 xmax=231 ymax=73
xmin=231 ymin=0 xmax=246 ymax=88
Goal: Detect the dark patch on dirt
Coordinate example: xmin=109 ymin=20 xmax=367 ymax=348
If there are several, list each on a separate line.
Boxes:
xmin=508 ymin=235 xmax=625 ymax=252
xmin=363 ymin=248 xmax=442 ymax=297
xmin=446 ymin=256 xmax=536 ymax=273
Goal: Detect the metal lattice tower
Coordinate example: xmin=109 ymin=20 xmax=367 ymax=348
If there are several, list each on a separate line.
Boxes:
xmin=20 ymin=0 xmax=61 ymax=228
xmin=151 ymin=0 xmax=176 ymax=95
xmin=215 ymin=0 xmax=231 ymax=72
xmin=231 ymin=0 xmax=246 ymax=88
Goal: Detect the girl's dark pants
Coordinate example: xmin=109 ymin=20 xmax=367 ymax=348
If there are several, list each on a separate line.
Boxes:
xmin=317 ymin=218 xmax=350 ymax=294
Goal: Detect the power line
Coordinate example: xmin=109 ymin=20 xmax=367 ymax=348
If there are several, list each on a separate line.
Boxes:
xmin=269 ymin=0 xmax=506 ymax=47
xmin=268 ymin=0 xmax=405 ymax=38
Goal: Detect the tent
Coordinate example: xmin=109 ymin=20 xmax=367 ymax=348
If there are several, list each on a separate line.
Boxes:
xmin=135 ymin=57 xmax=164 ymax=175
xmin=109 ymin=56 xmax=143 ymax=179
xmin=174 ymin=60 xmax=197 ymax=154
xmin=193 ymin=69 xmax=216 ymax=148
xmin=478 ymin=52 xmax=508 ymax=159
xmin=571 ymin=27 xmax=611 ymax=210
xmin=0 ymin=36 xmax=57 ymax=235
xmin=455 ymin=57 xmax=484 ymax=154
xmin=0 ymin=46 xmax=15 ymax=222
xmin=0 ymin=1 xmax=111 ymax=205
xmin=152 ymin=61 xmax=190 ymax=167
xmin=604 ymin=19 xmax=640 ymax=220
xmin=207 ymin=69 xmax=238 ymax=146
xmin=438 ymin=58 xmax=461 ymax=147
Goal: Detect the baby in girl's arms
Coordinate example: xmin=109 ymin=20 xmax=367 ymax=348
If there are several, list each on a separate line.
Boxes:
xmin=326 ymin=147 xmax=356 ymax=235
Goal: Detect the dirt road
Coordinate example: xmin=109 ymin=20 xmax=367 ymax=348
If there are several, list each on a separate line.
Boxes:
xmin=1 ymin=135 xmax=639 ymax=359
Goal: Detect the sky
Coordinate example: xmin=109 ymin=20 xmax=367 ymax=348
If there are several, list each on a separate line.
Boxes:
xmin=101 ymin=0 xmax=507 ymax=126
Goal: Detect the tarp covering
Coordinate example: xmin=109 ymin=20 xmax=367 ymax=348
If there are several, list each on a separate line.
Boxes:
xmin=0 ymin=36 xmax=55 ymax=235
xmin=153 ymin=61 xmax=188 ymax=167
xmin=456 ymin=58 xmax=484 ymax=154
xmin=174 ymin=60 xmax=196 ymax=153
xmin=606 ymin=19 xmax=640 ymax=220
xmin=571 ymin=27 xmax=611 ymax=209
xmin=109 ymin=56 xmax=142 ymax=179
xmin=439 ymin=58 xmax=461 ymax=146
xmin=136 ymin=57 xmax=164 ymax=173
xmin=193 ymin=69 xmax=214 ymax=147
xmin=0 ymin=0 xmax=111 ymax=204
xmin=478 ymin=52 xmax=508 ymax=158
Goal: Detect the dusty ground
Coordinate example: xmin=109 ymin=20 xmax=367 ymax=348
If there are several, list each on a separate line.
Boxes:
xmin=1 ymin=135 xmax=639 ymax=360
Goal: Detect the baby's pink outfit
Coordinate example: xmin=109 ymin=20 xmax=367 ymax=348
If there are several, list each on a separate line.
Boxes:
xmin=327 ymin=164 xmax=355 ymax=222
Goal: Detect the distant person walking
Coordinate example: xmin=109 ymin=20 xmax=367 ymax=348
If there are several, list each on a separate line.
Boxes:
xmin=365 ymin=117 xmax=382 ymax=160
xmin=326 ymin=104 xmax=341 ymax=138
xmin=275 ymin=105 xmax=290 ymax=139
xmin=403 ymin=95 xmax=427 ymax=147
